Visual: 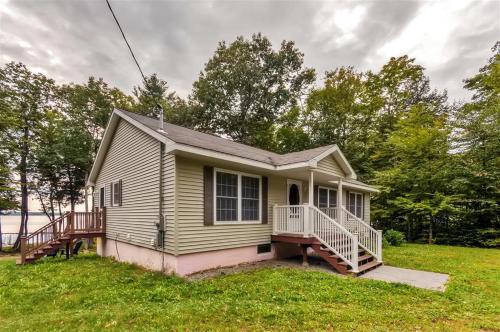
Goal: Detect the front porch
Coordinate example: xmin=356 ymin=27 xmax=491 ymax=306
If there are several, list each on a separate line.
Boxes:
xmin=270 ymin=168 xmax=382 ymax=275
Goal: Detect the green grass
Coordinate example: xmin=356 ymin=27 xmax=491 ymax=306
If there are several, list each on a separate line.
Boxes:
xmin=0 ymin=244 xmax=499 ymax=331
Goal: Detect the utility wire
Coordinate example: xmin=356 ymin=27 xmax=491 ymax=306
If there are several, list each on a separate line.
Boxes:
xmin=105 ymin=0 xmax=146 ymax=83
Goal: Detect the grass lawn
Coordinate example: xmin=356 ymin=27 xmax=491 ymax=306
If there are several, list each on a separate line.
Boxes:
xmin=0 ymin=244 xmax=499 ymax=331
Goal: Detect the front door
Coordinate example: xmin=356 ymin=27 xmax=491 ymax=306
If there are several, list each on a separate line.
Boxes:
xmin=287 ymin=180 xmax=302 ymax=205
xmin=287 ymin=180 xmax=303 ymax=232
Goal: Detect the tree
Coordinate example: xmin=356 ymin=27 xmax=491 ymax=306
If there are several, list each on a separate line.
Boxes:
xmin=190 ymin=33 xmax=315 ymax=151
xmin=133 ymin=74 xmax=192 ymax=126
xmin=372 ymin=104 xmax=455 ymax=242
xmin=305 ymin=67 xmax=375 ymax=179
xmin=59 ymin=78 xmax=133 ymax=211
xmin=452 ymin=42 xmax=500 ymax=237
xmin=367 ymin=56 xmax=449 ymax=138
xmin=0 ymin=62 xmax=55 ymax=249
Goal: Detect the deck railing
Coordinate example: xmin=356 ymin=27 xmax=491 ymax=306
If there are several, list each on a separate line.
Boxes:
xmin=20 ymin=208 xmax=106 ymax=264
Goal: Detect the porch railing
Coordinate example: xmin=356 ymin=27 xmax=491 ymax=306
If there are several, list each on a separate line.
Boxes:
xmin=338 ymin=206 xmax=382 ymax=262
xmin=273 ymin=204 xmax=359 ymax=272
xmin=319 ymin=207 xmax=337 ymax=220
xmin=310 ymin=206 xmax=358 ymax=272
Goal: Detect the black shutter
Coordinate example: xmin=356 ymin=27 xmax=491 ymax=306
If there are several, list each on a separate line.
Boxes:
xmin=313 ymin=185 xmax=318 ymax=207
xmin=110 ymin=183 xmax=113 ymax=207
xmin=203 ymin=166 xmax=214 ymax=226
xmin=261 ymin=176 xmax=268 ymax=224
xmin=119 ymin=179 xmax=123 ymax=206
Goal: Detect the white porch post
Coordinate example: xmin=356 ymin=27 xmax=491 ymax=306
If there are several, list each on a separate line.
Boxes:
xmin=308 ymin=170 xmax=314 ymax=207
xmin=307 ymin=170 xmax=314 ymax=237
xmin=337 ymin=178 xmax=343 ymax=225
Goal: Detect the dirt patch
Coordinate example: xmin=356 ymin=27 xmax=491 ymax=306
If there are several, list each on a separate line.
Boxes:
xmin=186 ymin=255 xmax=342 ymax=280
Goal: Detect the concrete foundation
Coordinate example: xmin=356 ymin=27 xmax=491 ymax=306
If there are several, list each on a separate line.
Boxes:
xmin=97 ymin=238 xmax=299 ymax=276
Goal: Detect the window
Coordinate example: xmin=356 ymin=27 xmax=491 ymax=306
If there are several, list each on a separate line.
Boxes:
xmin=348 ymin=192 xmax=363 ymax=218
xmin=215 ymin=169 xmax=261 ymax=223
xmin=241 ymin=176 xmax=259 ymax=220
xmin=111 ymin=181 xmax=122 ymax=206
xmin=318 ymin=188 xmax=328 ymax=208
xmin=216 ymin=172 xmax=238 ymax=221
xmin=317 ymin=186 xmax=337 ymax=208
xmin=99 ymin=187 xmax=105 ymax=208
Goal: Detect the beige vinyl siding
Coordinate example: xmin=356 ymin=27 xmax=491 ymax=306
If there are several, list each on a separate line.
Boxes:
xmin=364 ymin=193 xmax=370 ymax=223
xmin=94 ymin=119 xmax=160 ymax=248
xmin=163 ymin=153 xmax=176 ymax=252
xmin=175 ymin=156 xmax=286 ymax=254
xmin=317 ymin=155 xmax=345 ymax=177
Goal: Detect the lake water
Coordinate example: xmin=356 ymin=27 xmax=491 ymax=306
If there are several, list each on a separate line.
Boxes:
xmin=0 ymin=214 xmax=51 ymax=234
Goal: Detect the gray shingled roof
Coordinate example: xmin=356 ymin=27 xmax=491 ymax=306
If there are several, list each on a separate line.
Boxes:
xmin=119 ymin=109 xmax=334 ymax=166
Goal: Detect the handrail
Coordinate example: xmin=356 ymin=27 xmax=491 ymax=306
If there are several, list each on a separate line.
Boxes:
xmin=20 ymin=208 xmax=106 ymax=264
xmin=339 ymin=206 xmax=382 ymax=262
xmin=310 ymin=206 xmax=359 ymax=272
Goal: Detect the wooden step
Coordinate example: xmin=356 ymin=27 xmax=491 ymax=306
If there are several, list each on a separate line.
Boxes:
xmin=353 ymin=260 xmax=382 ymax=275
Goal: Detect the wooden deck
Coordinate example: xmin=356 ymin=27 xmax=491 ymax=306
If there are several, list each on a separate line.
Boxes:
xmin=18 ymin=208 xmax=106 ymax=265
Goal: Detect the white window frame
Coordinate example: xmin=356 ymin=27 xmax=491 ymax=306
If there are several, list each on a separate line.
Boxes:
xmin=111 ymin=181 xmax=121 ymax=207
xmin=317 ymin=186 xmax=337 ymax=208
xmin=348 ymin=191 xmax=363 ymax=219
xmin=214 ymin=168 xmax=262 ymax=225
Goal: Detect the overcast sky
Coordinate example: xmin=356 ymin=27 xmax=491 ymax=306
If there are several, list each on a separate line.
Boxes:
xmin=1 ymin=0 xmax=499 ymax=103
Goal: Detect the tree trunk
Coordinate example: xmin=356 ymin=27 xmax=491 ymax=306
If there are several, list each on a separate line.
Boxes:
xmin=13 ymin=126 xmax=29 ymax=251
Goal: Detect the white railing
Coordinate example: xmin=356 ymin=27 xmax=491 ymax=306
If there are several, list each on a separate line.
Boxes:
xmin=272 ymin=205 xmax=307 ymax=235
xmin=310 ymin=206 xmax=358 ymax=272
xmin=338 ymin=207 xmax=382 ymax=262
xmin=319 ymin=207 xmax=337 ymax=220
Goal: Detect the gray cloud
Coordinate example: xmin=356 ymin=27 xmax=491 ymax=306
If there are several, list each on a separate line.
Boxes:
xmin=1 ymin=0 xmax=498 ymax=102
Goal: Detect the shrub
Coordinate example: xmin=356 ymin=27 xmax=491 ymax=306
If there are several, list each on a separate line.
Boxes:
xmin=384 ymin=229 xmax=406 ymax=246
xmin=382 ymin=237 xmax=391 ymax=248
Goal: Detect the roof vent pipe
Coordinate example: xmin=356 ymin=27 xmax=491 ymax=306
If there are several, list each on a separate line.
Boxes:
xmin=157 ymin=104 xmax=166 ymax=133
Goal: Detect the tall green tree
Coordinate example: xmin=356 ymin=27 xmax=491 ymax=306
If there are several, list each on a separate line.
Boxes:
xmin=59 ymin=78 xmax=133 ymax=211
xmin=372 ymin=104 xmax=455 ymax=242
xmin=305 ymin=67 xmax=375 ymax=179
xmin=0 ymin=62 xmax=55 ymax=249
xmin=133 ymin=74 xmax=192 ymax=126
xmin=190 ymin=33 xmax=315 ymax=151
xmin=452 ymin=42 xmax=500 ymax=237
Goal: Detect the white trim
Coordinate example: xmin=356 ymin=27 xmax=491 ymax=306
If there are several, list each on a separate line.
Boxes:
xmin=334 ymin=181 xmax=379 ymax=193
xmin=310 ymin=145 xmax=357 ymax=179
xmin=213 ymin=168 xmax=262 ymax=224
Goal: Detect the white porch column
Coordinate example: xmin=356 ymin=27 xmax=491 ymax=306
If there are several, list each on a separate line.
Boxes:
xmin=308 ymin=170 xmax=314 ymax=207
xmin=337 ymin=178 xmax=343 ymax=225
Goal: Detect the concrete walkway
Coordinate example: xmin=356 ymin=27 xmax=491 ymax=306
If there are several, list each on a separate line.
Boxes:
xmin=360 ymin=265 xmax=449 ymax=291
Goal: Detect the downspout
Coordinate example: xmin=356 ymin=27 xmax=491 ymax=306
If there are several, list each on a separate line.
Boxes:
xmin=157 ymin=142 xmax=166 ymax=272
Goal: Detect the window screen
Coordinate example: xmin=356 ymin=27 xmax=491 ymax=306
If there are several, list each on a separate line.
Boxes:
xmin=216 ymin=172 xmax=238 ymax=221
xmin=242 ymin=176 xmax=259 ymax=220
xmin=329 ymin=190 xmax=337 ymax=207
xmin=112 ymin=182 xmax=120 ymax=206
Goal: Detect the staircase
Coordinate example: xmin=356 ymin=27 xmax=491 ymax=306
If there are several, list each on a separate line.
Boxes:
xmin=272 ymin=205 xmax=382 ymax=276
xmin=17 ymin=208 xmax=106 ymax=265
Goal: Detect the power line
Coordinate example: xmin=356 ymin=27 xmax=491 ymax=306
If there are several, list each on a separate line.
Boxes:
xmin=105 ymin=0 xmax=146 ymax=82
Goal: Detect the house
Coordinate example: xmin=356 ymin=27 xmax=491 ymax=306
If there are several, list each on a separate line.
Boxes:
xmin=84 ymin=109 xmax=382 ymax=276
